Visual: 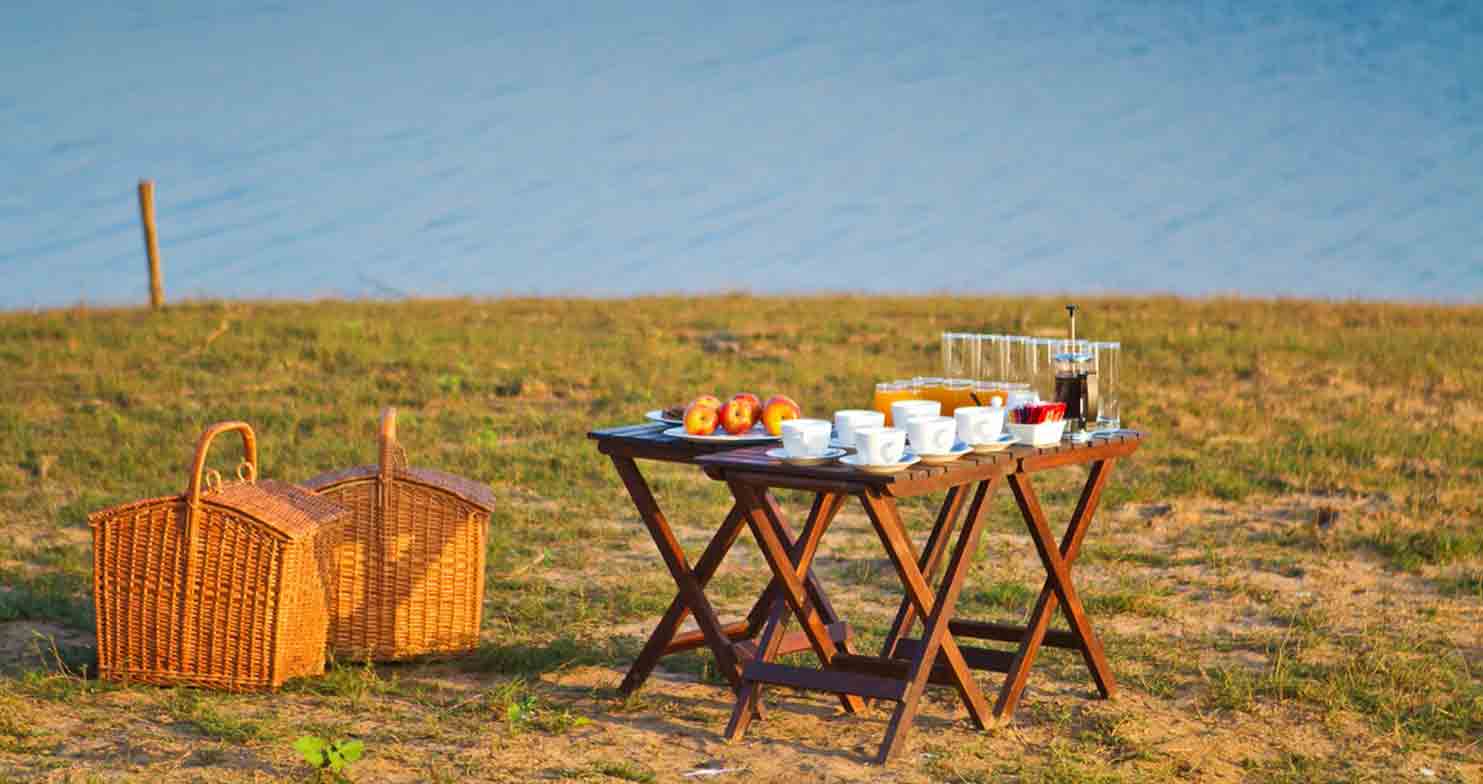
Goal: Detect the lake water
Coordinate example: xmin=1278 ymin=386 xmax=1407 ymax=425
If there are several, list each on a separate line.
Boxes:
xmin=2 ymin=1 xmax=1480 ymax=308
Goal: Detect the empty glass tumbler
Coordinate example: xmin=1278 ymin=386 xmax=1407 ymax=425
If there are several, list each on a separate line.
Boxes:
xmin=1092 ymin=341 xmax=1121 ymax=430
xmin=941 ymin=332 xmax=979 ymax=380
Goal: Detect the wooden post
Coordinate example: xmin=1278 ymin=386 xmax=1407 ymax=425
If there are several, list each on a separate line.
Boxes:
xmin=137 ymin=179 xmax=164 ymax=309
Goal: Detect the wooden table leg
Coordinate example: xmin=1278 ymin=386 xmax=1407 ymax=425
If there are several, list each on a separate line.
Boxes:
xmin=611 ymin=455 xmax=744 ymax=689
xmin=725 ymin=490 xmax=855 ymax=740
xmin=742 ymin=492 xmax=854 ymax=654
xmin=726 ymin=482 xmax=866 ymax=740
xmin=993 ymin=459 xmax=1118 ymax=721
xmin=880 ymin=484 xmax=969 ymax=660
xmin=619 ymin=502 xmax=747 ymax=695
xmin=861 ymin=485 xmax=994 ymax=763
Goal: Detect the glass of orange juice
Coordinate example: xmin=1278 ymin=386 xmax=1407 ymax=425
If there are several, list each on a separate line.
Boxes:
xmin=941 ymin=379 xmax=976 ymax=415
xmin=973 ymin=380 xmax=1008 ymax=408
xmin=912 ymin=376 xmax=946 ymax=410
xmin=873 ymin=381 xmax=918 ymax=425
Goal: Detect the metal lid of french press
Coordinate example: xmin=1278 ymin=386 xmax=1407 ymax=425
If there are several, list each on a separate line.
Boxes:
xmin=1055 ymin=304 xmax=1093 ymax=363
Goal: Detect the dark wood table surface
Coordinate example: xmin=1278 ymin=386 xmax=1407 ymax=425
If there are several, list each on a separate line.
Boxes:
xmin=696 ymin=429 xmax=1145 ymax=763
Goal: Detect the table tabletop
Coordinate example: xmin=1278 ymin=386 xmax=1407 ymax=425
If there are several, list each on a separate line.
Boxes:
xmin=696 ymin=429 xmax=1145 ymax=497
xmin=588 ymin=421 xmax=774 ymax=464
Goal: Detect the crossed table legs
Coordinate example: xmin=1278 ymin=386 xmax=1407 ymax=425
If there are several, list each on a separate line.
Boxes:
xmin=722 ymin=457 xmax=1122 ymax=763
xmin=608 ymin=455 xmax=853 ymax=696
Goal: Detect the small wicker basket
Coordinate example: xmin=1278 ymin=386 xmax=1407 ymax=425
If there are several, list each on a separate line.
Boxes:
xmin=303 ymin=408 xmax=494 ymax=661
xmin=89 ymin=422 xmax=347 ymax=691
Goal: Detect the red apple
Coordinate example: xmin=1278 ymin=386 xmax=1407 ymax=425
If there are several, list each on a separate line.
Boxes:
xmin=690 ymin=394 xmax=722 ymax=411
xmin=761 ymin=395 xmax=802 ymax=436
xmin=684 ymin=401 xmax=720 ymax=435
xmin=719 ymin=398 xmax=756 ymax=435
xmin=731 ymin=392 xmax=762 ymax=426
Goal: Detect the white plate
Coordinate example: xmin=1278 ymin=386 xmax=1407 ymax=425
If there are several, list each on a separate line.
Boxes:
xmin=765 ymin=447 xmax=848 ymax=466
xmin=662 ymin=425 xmax=780 ymax=444
xmin=839 ymin=452 xmax=921 ymax=475
xmin=645 ymin=409 xmax=683 ymax=425
xmin=968 ymin=434 xmax=1015 ymax=453
xmin=916 ymin=442 xmax=972 ymax=465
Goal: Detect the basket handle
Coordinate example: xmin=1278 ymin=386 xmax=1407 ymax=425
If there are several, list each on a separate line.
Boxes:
xmin=186 ymin=421 xmax=258 ymax=508
xmin=378 ymin=407 xmax=408 ymax=480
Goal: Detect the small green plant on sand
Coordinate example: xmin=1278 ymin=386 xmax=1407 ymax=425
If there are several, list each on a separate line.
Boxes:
xmin=295 ymin=735 xmax=364 ymax=781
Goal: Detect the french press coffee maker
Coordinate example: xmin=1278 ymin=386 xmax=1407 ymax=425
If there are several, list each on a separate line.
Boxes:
xmin=1053 ymin=304 xmax=1097 ymax=441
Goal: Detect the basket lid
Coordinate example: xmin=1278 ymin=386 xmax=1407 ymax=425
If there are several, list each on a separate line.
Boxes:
xmin=301 ymin=408 xmax=494 ymax=512
xmin=204 ymin=479 xmax=347 ymax=541
xmin=301 ymin=465 xmax=494 ymax=512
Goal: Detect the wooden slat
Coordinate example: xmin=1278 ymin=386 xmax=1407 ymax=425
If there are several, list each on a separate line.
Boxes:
xmin=1020 ymin=439 xmax=1138 ymax=472
xmin=724 ymin=470 xmax=866 ymax=495
xmin=742 ymin=660 xmax=907 ymax=702
xmin=947 ymin=619 xmax=1081 ymax=650
xmin=660 ymin=620 xmax=753 ymax=655
xmin=733 ymin=621 xmax=852 ymax=661
xmin=832 ymin=653 xmax=962 ymax=688
xmin=894 ymin=638 xmax=1015 ymax=674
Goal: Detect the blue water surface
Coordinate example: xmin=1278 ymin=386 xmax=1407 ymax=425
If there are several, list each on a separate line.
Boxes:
xmin=1 ymin=0 xmax=1480 ymax=307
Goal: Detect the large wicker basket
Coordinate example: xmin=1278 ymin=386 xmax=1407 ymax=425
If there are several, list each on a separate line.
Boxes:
xmin=303 ymin=408 xmax=494 ymax=661
xmin=89 ymin=422 xmax=347 ymax=691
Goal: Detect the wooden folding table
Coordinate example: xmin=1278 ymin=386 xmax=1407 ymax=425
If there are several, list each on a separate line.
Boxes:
xmin=588 ymin=423 xmax=856 ymax=698
xmin=696 ymin=430 xmax=1144 ymax=763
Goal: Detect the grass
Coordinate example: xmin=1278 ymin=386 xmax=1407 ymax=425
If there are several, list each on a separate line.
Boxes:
xmin=0 ymin=295 xmax=1478 ymax=782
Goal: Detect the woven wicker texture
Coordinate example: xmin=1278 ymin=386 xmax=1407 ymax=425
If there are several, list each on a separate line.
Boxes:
xmin=89 ymin=422 xmax=347 ymax=691
xmin=302 ymin=408 xmax=493 ymax=661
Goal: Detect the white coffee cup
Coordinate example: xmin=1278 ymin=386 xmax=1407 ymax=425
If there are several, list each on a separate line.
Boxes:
xmin=905 ymin=415 xmax=957 ymax=455
xmin=853 ymin=426 xmax=907 ymax=466
xmin=833 ymin=409 xmax=884 ymax=447
xmin=890 ymin=400 xmax=939 ymax=428
xmin=955 ymin=406 xmax=1006 ymax=445
xmin=780 ymin=419 xmax=832 ymax=458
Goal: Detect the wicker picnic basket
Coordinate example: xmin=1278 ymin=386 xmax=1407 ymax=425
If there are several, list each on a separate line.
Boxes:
xmin=303 ymin=408 xmax=494 ymax=661
xmin=88 ymin=422 xmax=347 ymax=691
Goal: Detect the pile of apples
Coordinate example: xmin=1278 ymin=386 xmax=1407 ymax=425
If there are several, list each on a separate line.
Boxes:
xmin=684 ymin=392 xmax=802 ymax=436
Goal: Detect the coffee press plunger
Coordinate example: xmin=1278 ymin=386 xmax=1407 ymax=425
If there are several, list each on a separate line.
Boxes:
xmin=1053 ymin=304 xmax=1097 ymax=441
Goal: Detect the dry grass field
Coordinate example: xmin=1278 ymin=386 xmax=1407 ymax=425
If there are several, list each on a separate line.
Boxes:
xmin=0 ymin=296 xmax=1479 ymax=783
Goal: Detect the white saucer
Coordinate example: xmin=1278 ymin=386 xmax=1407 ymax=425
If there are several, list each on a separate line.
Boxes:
xmin=968 ymin=434 xmax=1015 ymax=453
xmin=765 ymin=447 xmax=847 ymax=466
xmin=916 ymin=442 xmax=972 ymax=465
xmin=839 ymin=452 xmax=921 ymax=475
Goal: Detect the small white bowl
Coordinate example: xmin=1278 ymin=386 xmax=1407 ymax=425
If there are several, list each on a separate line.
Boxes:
xmin=1007 ymin=419 xmax=1067 ymax=446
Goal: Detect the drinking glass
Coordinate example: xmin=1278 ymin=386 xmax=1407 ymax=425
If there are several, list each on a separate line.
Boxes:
xmin=973 ymin=380 xmax=1007 ymax=407
xmin=1002 ymin=336 xmax=1024 ymax=386
xmin=941 ymin=378 xmax=975 ymax=415
xmin=872 ymin=381 xmax=917 ymax=426
xmin=941 ymin=332 xmax=978 ymax=381
xmin=1035 ymin=338 xmax=1060 ymax=403
xmin=1019 ymin=337 xmax=1044 ymax=395
xmin=912 ymin=376 xmax=947 ymax=411
xmin=976 ymin=334 xmax=1004 ymax=381
xmin=998 ymin=336 xmax=1032 ymax=404
xmin=1092 ymin=341 xmax=1121 ymax=430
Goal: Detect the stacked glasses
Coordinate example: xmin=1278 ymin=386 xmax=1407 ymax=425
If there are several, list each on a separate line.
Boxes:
xmin=870 ymin=332 xmax=1123 ymax=433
